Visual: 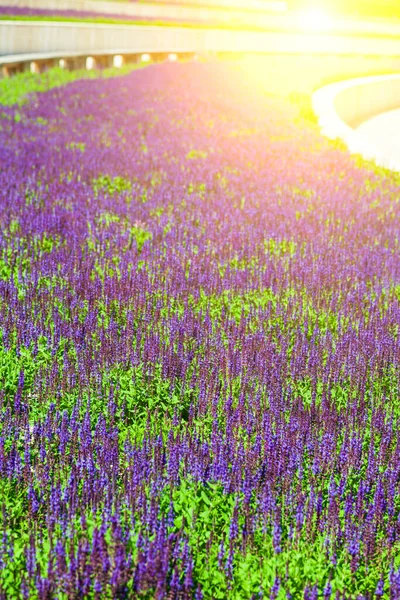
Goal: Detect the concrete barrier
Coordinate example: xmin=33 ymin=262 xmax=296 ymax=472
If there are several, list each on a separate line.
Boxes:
xmin=0 ymin=47 xmax=198 ymax=77
xmin=4 ymin=20 xmax=400 ymax=58
xmin=4 ymin=3 xmax=400 ymax=36
xmin=313 ymin=73 xmax=400 ymax=170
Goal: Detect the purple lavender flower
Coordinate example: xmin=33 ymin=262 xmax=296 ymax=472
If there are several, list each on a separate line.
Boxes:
xmin=1 ymin=57 xmax=400 ymax=599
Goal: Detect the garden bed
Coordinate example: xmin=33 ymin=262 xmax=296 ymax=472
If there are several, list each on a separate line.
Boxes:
xmin=1 ymin=59 xmax=400 ymax=598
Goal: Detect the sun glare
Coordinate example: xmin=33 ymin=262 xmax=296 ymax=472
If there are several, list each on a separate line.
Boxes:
xmin=297 ymin=7 xmax=334 ymax=32
xmin=86 ymin=56 xmax=95 ymax=70
xmin=113 ymin=54 xmax=124 ymax=68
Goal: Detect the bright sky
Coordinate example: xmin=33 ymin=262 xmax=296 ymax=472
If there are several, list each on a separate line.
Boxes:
xmin=289 ymin=0 xmax=400 ymax=19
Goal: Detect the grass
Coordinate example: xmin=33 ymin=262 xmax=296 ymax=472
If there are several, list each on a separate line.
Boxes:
xmin=0 ymin=64 xmax=148 ymax=107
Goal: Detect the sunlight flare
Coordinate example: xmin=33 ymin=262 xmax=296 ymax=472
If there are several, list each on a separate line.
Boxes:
xmin=297 ymin=7 xmax=335 ymax=32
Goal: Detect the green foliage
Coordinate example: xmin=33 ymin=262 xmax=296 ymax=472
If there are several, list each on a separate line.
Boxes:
xmin=104 ymin=363 xmax=194 ymax=428
xmin=186 ymin=149 xmax=208 ymax=160
xmin=264 ymin=237 xmax=297 ymax=257
xmin=0 ymin=232 xmax=61 ymax=287
xmin=96 ymin=210 xmax=121 ymax=227
xmin=157 ymin=479 xmax=393 ymax=598
xmin=0 ymin=64 xmax=143 ymax=107
xmin=93 ymin=174 xmax=132 ymax=196
xmin=66 ymin=140 xmax=86 ymax=152
xmin=288 ymin=91 xmax=319 ymax=124
xmin=0 ymin=333 xmax=54 ymax=416
xmin=128 ymin=223 xmax=152 ymax=253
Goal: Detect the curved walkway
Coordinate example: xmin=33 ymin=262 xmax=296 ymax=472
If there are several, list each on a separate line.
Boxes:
xmin=356 ymin=108 xmax=400 ymax=171
xmin=312 ymin=74 xmax=400 ymax=173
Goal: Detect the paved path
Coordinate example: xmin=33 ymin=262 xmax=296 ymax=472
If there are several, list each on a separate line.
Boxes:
xmin=356 ymin=108 xmax=400 ymax=170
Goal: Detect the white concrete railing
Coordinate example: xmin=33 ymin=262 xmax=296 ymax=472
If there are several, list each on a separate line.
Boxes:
xmin=4 ymin=20 xmax=400 ymax=57
xmin=313 ymin=74 xmax=400 ymax=171
xmin=3 ymin=2 xmax=400 ymax=36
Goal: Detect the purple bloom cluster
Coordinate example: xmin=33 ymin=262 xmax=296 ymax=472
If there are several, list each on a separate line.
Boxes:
xmin=1 ymin=61 xmax=400 ymax=598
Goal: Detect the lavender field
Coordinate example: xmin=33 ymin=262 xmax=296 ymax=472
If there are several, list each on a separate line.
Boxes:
xmin=1 ymin=60 xmax=400 ymax=599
